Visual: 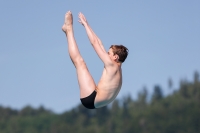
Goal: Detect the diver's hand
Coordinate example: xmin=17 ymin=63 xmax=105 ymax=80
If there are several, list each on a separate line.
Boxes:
xmin=78 ymin=12 xmax=88 ymax=26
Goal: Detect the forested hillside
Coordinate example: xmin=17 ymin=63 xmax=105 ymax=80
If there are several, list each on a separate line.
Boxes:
xmin=0 ymin=72 xmax=200 ymax=133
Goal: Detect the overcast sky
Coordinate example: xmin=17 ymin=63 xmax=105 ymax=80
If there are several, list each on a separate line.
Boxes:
xmin=0 ymin=0 xmax=200 ymax=113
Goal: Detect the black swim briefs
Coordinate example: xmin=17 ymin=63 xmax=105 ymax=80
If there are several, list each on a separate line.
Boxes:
xmin=80 ymin=90 xmax=97 ymax=109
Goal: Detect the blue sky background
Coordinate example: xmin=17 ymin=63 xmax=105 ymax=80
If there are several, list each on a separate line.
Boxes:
xmin=0 ymin=1 xmax=200 ymax=113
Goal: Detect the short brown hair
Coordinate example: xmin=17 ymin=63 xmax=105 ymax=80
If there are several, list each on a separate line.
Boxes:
xmin=110 ymin=45 xmax=129 ymax=62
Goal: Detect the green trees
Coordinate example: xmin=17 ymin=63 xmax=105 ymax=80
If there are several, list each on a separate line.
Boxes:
xmin=0 ymin=71 xmax=200 ymax=133
xmin=152 ymin=85 xmax=163 ymax=102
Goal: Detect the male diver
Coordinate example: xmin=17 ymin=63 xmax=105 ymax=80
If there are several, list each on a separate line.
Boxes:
xmin=62 ymin=11 xmax=128 ymax=109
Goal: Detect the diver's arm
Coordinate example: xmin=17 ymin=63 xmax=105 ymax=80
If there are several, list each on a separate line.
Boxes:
xmin=79 ymin=12 xmax=113 ymax=66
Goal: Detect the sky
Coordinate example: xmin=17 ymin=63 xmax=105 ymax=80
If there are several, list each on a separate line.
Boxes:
xmin=0 ymin=0 xmax=200 ymax=114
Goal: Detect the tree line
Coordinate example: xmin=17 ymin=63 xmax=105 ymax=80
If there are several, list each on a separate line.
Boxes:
xmin=0 ymin=71 xmax=200 ymax=133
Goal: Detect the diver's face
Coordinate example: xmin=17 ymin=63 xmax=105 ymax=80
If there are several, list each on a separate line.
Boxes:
xmin=108 ymin=48 xmax=118 ymax=61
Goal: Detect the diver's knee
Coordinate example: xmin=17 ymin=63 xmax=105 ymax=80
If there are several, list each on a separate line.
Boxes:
xmin=73 ymin=57 xmax=86 ymax=67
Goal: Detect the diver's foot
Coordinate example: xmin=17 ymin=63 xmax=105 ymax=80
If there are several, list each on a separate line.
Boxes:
xmin=62 ymin=11 xmax=73 ymax=33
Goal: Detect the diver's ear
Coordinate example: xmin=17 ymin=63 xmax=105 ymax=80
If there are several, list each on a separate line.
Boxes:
xmin=114 ymin=54 xmax=119 ymax=61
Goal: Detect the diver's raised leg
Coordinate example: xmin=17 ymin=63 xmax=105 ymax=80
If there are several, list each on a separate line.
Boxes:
xmin=62 ymin=11 xmax=96 ymax=98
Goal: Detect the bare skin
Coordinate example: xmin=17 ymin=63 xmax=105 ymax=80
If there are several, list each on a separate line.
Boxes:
xmin=62 ymin=11 xmax=122 ymax=108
